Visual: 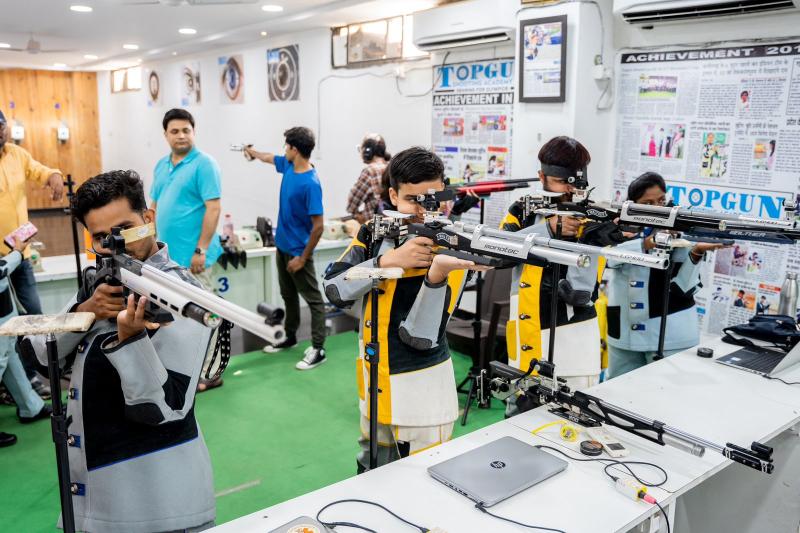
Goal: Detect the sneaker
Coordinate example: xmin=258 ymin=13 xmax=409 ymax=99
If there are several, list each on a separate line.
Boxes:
xmin=263 ymin=334 xmax=297 ymax=353
xmin=295 ymin=347 xmax=326 ymax=370
xmin=30 ymin=376 xmax=52 ymax=400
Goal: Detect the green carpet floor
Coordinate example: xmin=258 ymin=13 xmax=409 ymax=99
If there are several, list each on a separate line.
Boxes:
xmin=0 ymin=332 xmax=504 ymax=531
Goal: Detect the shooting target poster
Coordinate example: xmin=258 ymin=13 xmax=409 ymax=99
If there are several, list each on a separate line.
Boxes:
xmin=219 ymin=54 xmax=245 ymax=104
xmin=267 ymin=45 xmax=300 ymax=101
xmin=180 ymin=62 xmax=201 ymax=106
xmin=147 ymin=69 xmax=161 ymax=106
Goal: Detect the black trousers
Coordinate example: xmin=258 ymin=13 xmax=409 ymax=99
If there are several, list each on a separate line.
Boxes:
xmin=276 ymin=249 xmax=326 ymax=349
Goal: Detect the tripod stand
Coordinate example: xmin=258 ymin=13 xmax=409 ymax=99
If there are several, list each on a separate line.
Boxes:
xmin=457 ymin=199 xmax=493 ymax=426
xmin=64 ymin=174 xmax=82 ymax=290
xmin=344 ymin=265 xmax=402 ymax=470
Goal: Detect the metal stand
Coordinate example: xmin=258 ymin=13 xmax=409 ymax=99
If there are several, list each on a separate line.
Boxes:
xmin=366 ymin=279 xmax=381 ymax=470
xmin=64 ymin=174 xmax=82 ymax=290
xmin=460 ymin=199 xmax=490 ymax=426
xmin=45 ymin=333 xmax=76 ymax=533
xmin=653 ymin=258 xmax=674 ymax=361
xmin=547 ymin=216 xmax=563 ymax=364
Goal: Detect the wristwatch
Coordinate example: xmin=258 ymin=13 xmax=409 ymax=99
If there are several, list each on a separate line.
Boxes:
xmin=194 ymin=247 xmax=206 ymax=255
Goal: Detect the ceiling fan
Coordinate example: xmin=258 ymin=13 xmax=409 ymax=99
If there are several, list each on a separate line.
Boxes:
xmin=2 ymin=35 xmax=76 ymax=54
xmin=123 ymin=0 xmax=258 ymax=5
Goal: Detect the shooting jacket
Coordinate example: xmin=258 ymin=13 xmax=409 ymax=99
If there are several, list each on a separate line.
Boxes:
xmin=604 ymin=237 xmax=701 ymax=352
xmin=27 ymin=244 xmax=215 ymax=533
xmin=323 ymin=223 xmax=468 ymax=427
xmin=501 ymin=200 xmax=603 ymax=378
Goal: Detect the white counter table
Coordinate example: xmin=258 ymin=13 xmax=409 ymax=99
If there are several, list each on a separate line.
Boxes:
xmin=210 ymin=337 xmax=800 ymax=533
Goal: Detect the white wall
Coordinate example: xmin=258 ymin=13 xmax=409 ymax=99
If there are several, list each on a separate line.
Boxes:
xmin=512 ymin=0 xmax=616 ymax=200
xmin=98 ymin=2 xmax=800 ymax=223
xmin=98 ymin=28 xmax=434 ymax=229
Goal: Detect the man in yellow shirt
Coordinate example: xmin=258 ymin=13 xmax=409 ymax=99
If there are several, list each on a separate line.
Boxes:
xmin=0 ymin=109 xmax=63 ymax=395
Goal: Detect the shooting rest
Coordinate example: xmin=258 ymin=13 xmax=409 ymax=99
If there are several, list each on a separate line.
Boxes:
xmin=0 ymin=312 xmax=95 ymax=336
xmin=0 ymin=311 xmax=95 ymax=533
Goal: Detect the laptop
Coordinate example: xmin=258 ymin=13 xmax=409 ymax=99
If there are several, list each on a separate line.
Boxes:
xmin=427 ymin=436 xmax=568 ymax=507
xmin=716 ymin=341 xmax=800 ymax=377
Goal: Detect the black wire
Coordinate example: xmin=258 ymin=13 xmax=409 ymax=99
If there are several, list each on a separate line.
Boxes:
xmin=763 ymin=375 xmax=800 ymax=385
xmin=654 ymin=500 xmax=671 ymax=533
xmin=475 ymin=503 xmax=567 ymax=533
xmin=316 ymin=498 xmax=428 ymax=532
xmin=535 ymin=445 xmax=668 ymax=488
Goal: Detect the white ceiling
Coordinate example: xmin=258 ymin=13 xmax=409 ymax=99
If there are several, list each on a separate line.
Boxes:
xmin=0 ymin=0 xmax=441 ymax=70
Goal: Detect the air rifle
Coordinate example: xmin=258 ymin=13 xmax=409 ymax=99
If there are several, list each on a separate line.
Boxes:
xmin=486 ymin=359 xmax=774 ymax=474
xmin=377 ymin=189 xmax=669 ymax=270
xmin=447 ymin=177 xmax=540 ymax=198
xmin=85 ymin=226 xmax=285 ymax=344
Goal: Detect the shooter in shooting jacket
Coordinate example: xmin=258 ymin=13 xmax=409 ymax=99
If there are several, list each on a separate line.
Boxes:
xmin=604 ymin=172 xmax=725 ymax=378
xmin=501 ymin=136 xmax=606 ymax=401
xmin=24 ymin=170 xmax=215 ymax=533
xmin=324 ymin=147 xmax=488 ymax=472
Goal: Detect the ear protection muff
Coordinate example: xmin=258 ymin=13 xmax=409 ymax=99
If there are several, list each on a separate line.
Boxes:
xmin=362 ymin=142 xmax=374 ymax=161
xmin=361 ymin=134 xmax=383 ymax=163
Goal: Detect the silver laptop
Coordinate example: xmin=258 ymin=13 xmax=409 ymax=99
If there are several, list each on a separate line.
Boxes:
xmin=716 ymin=341 xmax=800 ymax=377
xmin=427 ymin=436 xmax=567 ymax=507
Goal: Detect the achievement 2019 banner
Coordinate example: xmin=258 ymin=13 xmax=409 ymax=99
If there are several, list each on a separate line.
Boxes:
xmin=432 ymin=58 xmax=515 ymax=228
xmin=613 ymin=42 xmax=800 ymax=334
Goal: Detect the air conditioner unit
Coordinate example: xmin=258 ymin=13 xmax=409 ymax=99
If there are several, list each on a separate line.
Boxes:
xmin=413 ymin=0 xmax=516 ymax=52
xmin=614 ymin=0 xmax=800 ymax=26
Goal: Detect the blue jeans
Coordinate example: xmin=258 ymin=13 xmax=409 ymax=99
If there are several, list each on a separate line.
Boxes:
xmin=0 ymin=336 xmax=44 ymax=417
xmin=9 ymin=259 xmax=43 ymax=379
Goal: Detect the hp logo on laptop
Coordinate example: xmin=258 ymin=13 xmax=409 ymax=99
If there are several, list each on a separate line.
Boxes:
xmin=490 ymin=460 xmax=506 ymax=469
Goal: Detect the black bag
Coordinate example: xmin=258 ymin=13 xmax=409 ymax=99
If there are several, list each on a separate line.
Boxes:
xmin=722 ymin=314 xmax=800 ymax=351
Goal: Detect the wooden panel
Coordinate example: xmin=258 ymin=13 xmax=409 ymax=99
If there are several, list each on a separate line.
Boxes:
xmin=27 ymin=211 xmax=89 ymax=258
xmin=0 ymin=69 xmax=101 ymax=256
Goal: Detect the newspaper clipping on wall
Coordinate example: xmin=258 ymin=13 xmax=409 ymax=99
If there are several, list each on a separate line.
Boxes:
xmin=613 ymin=42 xmax=800 ymax=334
xmin=432 ymin=58 xmax=515 ymax=227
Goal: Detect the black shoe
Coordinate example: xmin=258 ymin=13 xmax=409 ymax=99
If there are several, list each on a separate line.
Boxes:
xmin=18 ymin=404 xmax=52 ymax=424
xmin=0 ymin=432 xmax=17 ymax=448
xmin=263 ymin=334 xmax=297 ymax=353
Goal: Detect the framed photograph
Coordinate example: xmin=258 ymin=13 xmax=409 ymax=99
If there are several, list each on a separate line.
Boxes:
xmin=519 ymin=15 xmax=567 ymax=103
xmin=333 ymin=15 xmax=408 ymax=68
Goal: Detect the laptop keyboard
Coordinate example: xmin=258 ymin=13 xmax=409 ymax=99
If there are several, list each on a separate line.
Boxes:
xmin=736 ymin=349 xmax=785 ymax=374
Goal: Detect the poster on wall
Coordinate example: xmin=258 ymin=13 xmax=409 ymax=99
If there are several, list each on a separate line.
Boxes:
xmin=612 ymin=41 xmax=800 ymax=335
xmin=519 ymin=15 xmax=567 ymax=103
xmin=180 ymin=62 xmax=201 ymax=106
xmin=219 ymin=55 xmax=245 ymax=104
xmin=267 ymin=45 xmax=300 ymax=101
xmin=146 ymin=69 xmax=161 ymax=107
xmin=432 ymin=58 xmax=515 ymax=227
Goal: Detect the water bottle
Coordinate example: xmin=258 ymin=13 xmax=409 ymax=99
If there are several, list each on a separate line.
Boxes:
xmin=222 ymin=214 xmax=235 ymax=244
xmin=778 ymin=272 xmax=798 ymax=317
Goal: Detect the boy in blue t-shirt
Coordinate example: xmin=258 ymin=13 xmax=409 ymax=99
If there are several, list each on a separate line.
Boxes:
xmin=244 ymin=127 xmax=326 ymax=370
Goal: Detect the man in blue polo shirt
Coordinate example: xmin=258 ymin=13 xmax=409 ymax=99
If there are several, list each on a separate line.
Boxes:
xmin=151 ymin=109 xmax=223 ymax=281
xmin=244 ymin=127 xmax=326 ymax=370
xmin=152 ymin=109 xmax=224 ymax=391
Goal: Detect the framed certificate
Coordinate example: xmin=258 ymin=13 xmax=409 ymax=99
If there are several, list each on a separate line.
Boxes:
xmin=519 ymin=15 xmax=567 ymax=103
